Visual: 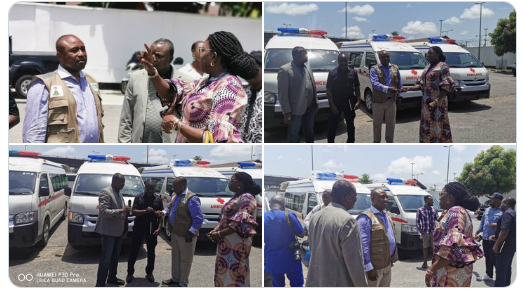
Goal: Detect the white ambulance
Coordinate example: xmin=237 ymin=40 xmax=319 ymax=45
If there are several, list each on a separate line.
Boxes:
xmin=280 ymin=171 xmax=371 ymax=223
xmin=264 ymin=27 xmax=339 ymax=128
xmin=337 ymin=34 xmax=428 ymax=113
xmin=409 ymin=38 xmax=490 ymax=101
xmin=67 ymin=155 xmax=144 ymax=247
xmin=215 ymin=162 xmax=263 ymax=236
xmin=9 ymin=150 xmax=70 ymax=247
xmin=364 ymin=178 xmax=442 ymax=250
xmin=140 ymin=159 xmax=233 ymax=240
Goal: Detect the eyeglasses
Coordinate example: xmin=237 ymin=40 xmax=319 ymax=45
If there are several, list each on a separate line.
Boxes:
xmin=198 ymin=47 xmax=214 ymax=53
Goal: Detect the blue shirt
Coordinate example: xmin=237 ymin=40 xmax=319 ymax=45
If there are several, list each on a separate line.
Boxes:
xmin=357 ymin=206 xmax=396 ymax=271
xmin=477 ymin=206 xmax=502 ymax=239
xmin=23 ymin=65 xmax=99 ymax=143
xmin=264 ymin=209 xmax=304 ymax=275
xmin=162 ymin=189 xmax=203 ymax=234
xmin=369 ymin=62 xmax=403 ymax=98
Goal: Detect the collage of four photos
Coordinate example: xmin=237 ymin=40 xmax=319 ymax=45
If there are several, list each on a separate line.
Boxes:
xmin=6 ymin=1 xmax=517 ymax=289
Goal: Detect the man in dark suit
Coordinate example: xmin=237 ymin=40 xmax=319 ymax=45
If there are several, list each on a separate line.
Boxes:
xmin=278 ymin=46 xmax=318 ymax=143
xmin=95 ymin=173 xmax=131 ymax=287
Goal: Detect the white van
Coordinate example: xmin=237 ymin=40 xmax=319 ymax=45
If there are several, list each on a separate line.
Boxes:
xmin=9 ymin=150 xmax=71 ymax=247
xmin=409 ymin=38 xmax=490 ymax=101
xmin=215 ymin=162 xmax=263 ymax=235
xmin=337 ymin=34 xmax=428 ymax=113
xmin=364 ymin=178 xmax=442 ymax=250
xmin=281 ymin=171 xmax=371 ymax=223
xmin=140 ymin=159 xmax=233 ymax=240
xmin=264 ymin=27 xmax=339 ymax=128
xmin=67 ymin=155 xmax=145 ymax=247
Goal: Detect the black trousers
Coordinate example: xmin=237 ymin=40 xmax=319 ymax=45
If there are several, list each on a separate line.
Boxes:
xmin=127 ymin=227 xmax=158 ymax=276
xmin=482 ymin=240 xmax=496 ymax=278
xmin=328 ymin=99 xmax=356 ymax=143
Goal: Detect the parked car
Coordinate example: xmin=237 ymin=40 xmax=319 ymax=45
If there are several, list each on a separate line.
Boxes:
xmin=511 ymin=63 xmax=516 ymax=77
xmin=475 ymin=199 xmax=490 ymax=220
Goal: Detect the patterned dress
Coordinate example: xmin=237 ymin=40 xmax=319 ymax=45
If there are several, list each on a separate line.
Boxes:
xmin=214 ymin=193 xmax=258 ymax=287
xmin=164 ymin=73 xmax=247 ymax=143
xmin=431 ymin=206 xmax=484 ymax=287
xmin=417 ymin=62 xmax=454 ymax=143
xmin=239 ymin=89 xmax=262 ymax=143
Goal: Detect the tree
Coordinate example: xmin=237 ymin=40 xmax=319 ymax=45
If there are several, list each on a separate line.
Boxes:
xmin=205 ymin=2 xmax=262 ymax=18
xmin=193 ymin=156 xmax=202 ymax=161
xmin=457 ymin=146 xmax=516 ymax=196
xmin=391 ymin=31 xmax=399 ymax=36
xmin=358 ymin=173 xmax=373 ymax=184
xmin=489 ymin=10 xmax=516 ymax=56
xmin=428 ymin=185 xmax=437 ymax=192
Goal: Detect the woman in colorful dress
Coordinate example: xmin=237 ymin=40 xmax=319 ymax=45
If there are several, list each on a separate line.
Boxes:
xmin=239 ymin=50 xmax=263 ymax=143
xmin=403 ymin=46 xmax=455 ymax=143
xmin=425 ymin=182 xmax=483 ymax=287
xmin=140 ymin=31 xmax=259 ymax=143
xmin=207 ymin=172 xmax=259 ymax=286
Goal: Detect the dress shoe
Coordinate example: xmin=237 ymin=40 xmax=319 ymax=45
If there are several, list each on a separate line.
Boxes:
xmin=146 ymin=274 xmax=155 ymax=283
xmin=126 ymin=275 xmax=134 ymax=283
xmin=106 ymin=277 xmax=125 ymax=285
xmin=162 ymin=279 xmax=179 ymax=286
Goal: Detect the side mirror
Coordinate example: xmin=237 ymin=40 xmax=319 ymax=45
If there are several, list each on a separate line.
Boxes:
xmin=390 ymin=206 xmax=400 ymax=214
xmin=39 ymin=187 xmax=50 ymax=197
xmin=481 ymin=62 xmax=484 ymax=66
xmin=65 ymin=186 xmax=72 ymax=197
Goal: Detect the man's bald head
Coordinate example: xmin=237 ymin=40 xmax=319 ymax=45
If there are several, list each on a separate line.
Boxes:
xmin=269 ymin=195 xmax=285 ymax=211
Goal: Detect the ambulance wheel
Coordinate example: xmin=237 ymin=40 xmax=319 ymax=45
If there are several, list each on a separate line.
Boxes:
xmin=163 ymin=220 xmax=172 ymax=239
xmin=38 ymin=218 xmax=50 ymax=247
xmin=62 ymin=203 xmax=68 ymax=221
xmin=364 ymin=90 xmax=373 ymax=113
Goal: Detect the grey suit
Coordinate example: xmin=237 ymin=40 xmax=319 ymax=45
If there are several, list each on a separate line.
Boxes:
xmin=95 ymin=186 xmax=127 ymax=237
xmin=278 ymin=61 xmax=318 ymax=143
xmin=117 ymin=66 xmax=177 ymax=143
xmin=306 ymin=202 xmax=368 ymax=287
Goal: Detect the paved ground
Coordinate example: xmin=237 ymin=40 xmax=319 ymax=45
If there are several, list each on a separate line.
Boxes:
xmin=264 ymin=217 xmax=516 ymax=287
xmin=264 ymin=70 xmax=516 ymax=143
xmin=9 ymin=218 xmax=262 ymax=287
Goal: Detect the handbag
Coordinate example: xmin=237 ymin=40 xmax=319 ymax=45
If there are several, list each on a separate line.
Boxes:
xmin=202 ymin=130 xmax=214 ymax=143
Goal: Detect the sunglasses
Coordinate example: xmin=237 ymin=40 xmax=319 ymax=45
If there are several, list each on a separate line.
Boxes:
xmin=198 ymin=47 xmax=215 ymax=53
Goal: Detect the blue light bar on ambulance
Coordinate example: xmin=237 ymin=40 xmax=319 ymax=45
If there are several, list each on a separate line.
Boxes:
xmin=386 ymin=178 xmax=404 ymax=184
xmin=277 ymin=27 xmax=327 ymax=36
xmin=9 ymin=150 xmax=40 ymax=157
xmin=87 ymin=155 xmax=130 ymax=162
xmin=371 ymin=34 xmax=406 ymax=42
xmin=313 ymin=171 xmax=337 ymax=180
xmin=174 ymin=159 xmax=192 ymax=167
xmin=238 ymin=162 xmax=258 ymax=169
xmin=428 ymin=37 xmax=456 ymax=44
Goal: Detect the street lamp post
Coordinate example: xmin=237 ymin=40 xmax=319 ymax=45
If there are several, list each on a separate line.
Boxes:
xmin=345 ymin=2 xmax=348 ymax=39
xmin=444 ymin=145 xmax=453 ymax=184
xmin=476 ymin=2 xmax=485 ymax=61
xmin=439 ymin=19 xmax=443 ymax=36
xmin=411 ymin=162 xmax=415 ymax=179
xmin=442 ymin=29 xmax=453 ymax=36
xmin=415 ymin=173 xmax=424 ymax=180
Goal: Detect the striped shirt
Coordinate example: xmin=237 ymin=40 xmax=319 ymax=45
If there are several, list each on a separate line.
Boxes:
xmin=416 ymin=205 xmax=438 ymax=234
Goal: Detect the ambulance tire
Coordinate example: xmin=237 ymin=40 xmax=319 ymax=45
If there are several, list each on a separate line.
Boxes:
xmin=38 ymin=218 xmax=50 ymax=247
xmin=62 ymin=203 xmax=68 ymax=221
xmin=364 ymin=90 xmax=373 ymax=113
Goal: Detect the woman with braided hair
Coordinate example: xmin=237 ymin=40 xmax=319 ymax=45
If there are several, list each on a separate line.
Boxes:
xmin=425 ymin=182 xmax=483 ymax=287
xmin=207 ymin=172 xmax=259 ymax=286
xmin=139 ymin=31 xmax=258 ymax=143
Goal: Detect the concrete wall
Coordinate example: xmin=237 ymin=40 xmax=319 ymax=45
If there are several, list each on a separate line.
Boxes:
xmin=466 ymin=46 xmax=516 ymax=69
xmin=9 ymin=3 xmax=262 ymax=83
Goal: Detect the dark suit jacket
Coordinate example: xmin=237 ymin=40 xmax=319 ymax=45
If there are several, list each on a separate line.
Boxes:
xmin=278 ymin=61 xmax=318 ymax=116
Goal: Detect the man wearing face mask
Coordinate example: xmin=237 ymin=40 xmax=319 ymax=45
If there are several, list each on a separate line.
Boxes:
xmin=326 ymin=52 xmax=361 ymax=143
xmin=475 ymin=192 xmax=503 ymax=282
xmin=306 ymin=180 xmax=367 ymax=287
xmin=24 ymin=34 xmax=104 ymax=143
xmin=118 ymin=38 xmax=178 ymax=143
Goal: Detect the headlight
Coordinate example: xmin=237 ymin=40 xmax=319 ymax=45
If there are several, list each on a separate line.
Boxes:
xmin=453 ymin=80 xmax=460 ymax=87
xmin=264 ymin=92 xmax=276 ymax=104
xmin=68 ymin=212 xmax=84 ymax=224
xmin=401 ymin=224 xmax=419 ymax=234
xmin=15 ymin=211 xmax=37 ymax=224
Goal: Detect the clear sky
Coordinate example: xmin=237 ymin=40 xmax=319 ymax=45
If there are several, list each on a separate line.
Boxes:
xmin=8 ymin=144 xmax=262 ymax=165
xmin=264 ymin=1 xmax=515 ymax=47
xmin=264 ymin=144 xmax=516 ymax=190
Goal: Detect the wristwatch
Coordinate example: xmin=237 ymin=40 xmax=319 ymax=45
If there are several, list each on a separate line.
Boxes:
xmin=148 ymin=67 xmax=158 ymax=78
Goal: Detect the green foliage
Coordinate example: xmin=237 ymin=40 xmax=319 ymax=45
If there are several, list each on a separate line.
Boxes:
xmin=489 ymin=10 xmax=516 ymax=56
xmin=193 ymin=156 xmax=202 ymax=161
xmin=457 ymin=146 xmax=516 ymax=196
xmin=358 ymin=173 xmax=373 ymax=184
xmin=391 ymin=31 xmax=399 ymax=36
xmin=204 ymin=2 xmax=262 ymax=18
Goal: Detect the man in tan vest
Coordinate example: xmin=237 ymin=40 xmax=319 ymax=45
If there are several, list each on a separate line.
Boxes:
xmin=369 ymin=50 xmax=403 ymax=143
xmin=160 ymin=177 xmax=203 ymax=287
xmin=356 ymin=188 xmax=398 ymax=287
xmin=23 ymin=34 xmax=104 ymax=143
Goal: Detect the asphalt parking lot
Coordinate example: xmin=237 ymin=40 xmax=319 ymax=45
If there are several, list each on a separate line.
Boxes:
xmin=264 ymin=70 xmax=516 ymax=143
xmin=9 ymin=218 xmax=262 ymax=287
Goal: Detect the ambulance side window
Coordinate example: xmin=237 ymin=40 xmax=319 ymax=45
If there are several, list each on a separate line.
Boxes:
xmin=166 ymin=178 xmax=174 ymax=194
xmin=387 ymin=197 xmax=400 ymax=214
xmin=349 ymin=52 xmax=364 ymax=68
xmin=365 ymin=52 xmax=377 ymax=68
xmin=40 ymin=174 xmax=49 ymax=191
xmin=284 ymin=192 xmax=293 ymax=209
xmin=293 ymin=193 xmax=305 ymax=212
xmin=307 ymin=193 xmax=318 ymax=213
xmin=50 ymin=173 xmax=66 ymax=193
xmin=143 ymin=177 xmax=165 ymax=193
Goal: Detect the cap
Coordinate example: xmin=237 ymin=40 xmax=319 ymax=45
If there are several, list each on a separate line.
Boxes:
xmin=488 ymin=192 xmax=503 ymax=200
